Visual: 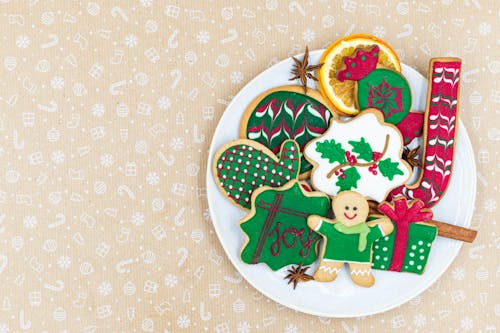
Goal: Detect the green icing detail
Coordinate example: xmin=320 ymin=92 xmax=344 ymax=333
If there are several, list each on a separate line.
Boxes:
xmin=215 ymin=140 xmax=300 ymax=209
xmin=378 ymin=157 xmax=404 ymax=180
xmin=245 ymin=90 xmax=331 ymax=174
xmin=372 ymin=221 xmax=438 ymax=274
xmin=315 ymin=139 xmax=346 ymax=164
xmin=357 ymin=69 xmax=412 ymax=125
xmin=348 ymin=137 xmax=373 ymax=162
xmin=335 ymin=167 xmax=361 ymax=191
xmin=316 ymin=220 xmax=384 ymax=263
xmin=402 ymin=223 xmax=437 ymax=274
xmin=240 ymin=181 xmax=330 ymax=271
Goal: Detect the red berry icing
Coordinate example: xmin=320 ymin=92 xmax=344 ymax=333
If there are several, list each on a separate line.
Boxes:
xmin=372 ymin=151 xmax=382 ymax=162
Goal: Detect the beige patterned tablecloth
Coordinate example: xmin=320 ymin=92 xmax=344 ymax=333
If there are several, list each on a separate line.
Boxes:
xmin=0 ymin=1 xmax=498 ymax=332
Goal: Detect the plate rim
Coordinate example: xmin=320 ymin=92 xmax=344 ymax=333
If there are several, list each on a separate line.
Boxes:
xmin=206 ymin=50 xmax=477 ymax=317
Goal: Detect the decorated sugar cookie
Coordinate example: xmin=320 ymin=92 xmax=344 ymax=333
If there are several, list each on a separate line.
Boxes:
xmin=396 ymin=111 xmax=425 ymax=145
xmin=213 ymin=139 xmax=300 ymax=209
xmin=336 ymin=45 xmax=412 ymax=125
xmin=239 ymin=85 xmax=335 ymax=177
xmin=304 ymin=109 xmax=412 ymax=202
xmin=318 ymin=34 xmax=401 ymax=116
xmin=240 ymin=180 xmax=330 ymax=271
xmin=307 ymin=191 xmax=393 ymax=287
xmin=371 ymin=197 xmax=437 ymax=274
xmin=387 ymin=58 xmax=461 ymax=207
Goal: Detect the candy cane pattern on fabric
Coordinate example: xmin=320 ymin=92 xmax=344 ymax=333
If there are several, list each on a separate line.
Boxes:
xmin=387 ymin=58 xmax=461 ymax=207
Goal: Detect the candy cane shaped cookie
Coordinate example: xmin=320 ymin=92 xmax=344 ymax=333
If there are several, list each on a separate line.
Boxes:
xmin=387 ymin=58 xmax=461 ymax=207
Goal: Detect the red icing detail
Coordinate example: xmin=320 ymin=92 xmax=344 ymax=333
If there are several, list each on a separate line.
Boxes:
xmin=378 ymin=198 xmax=434 ymax=272
xmin=387 ymin=60 xmax=461 ymax=207
xmin=300 ymin=183 xmax=312 ymax=192
xmin=345 ymin=151 xmax=358 ymax=165
xmin=396 ymin=112 xmax=424 ymax=144
xmin=343 ymin=212 xmax=357 ymax=220
xmin=372 ymin=151 xmax=382 ymax=161
xmin=336 ymin=45 xmax=380 ymax=82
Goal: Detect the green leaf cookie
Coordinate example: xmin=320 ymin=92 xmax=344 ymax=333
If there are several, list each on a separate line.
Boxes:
xmin=240 ymin=181 xmax=330 ymax=270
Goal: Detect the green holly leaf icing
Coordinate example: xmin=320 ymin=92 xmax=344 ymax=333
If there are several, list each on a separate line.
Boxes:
xmin=348 ymin=137 xmax=373 ymax=162
xmin=245 ymin=91 xmax=332 ymax=174
xmin=378 ymin=158 xmax=404 ymax=180
xmin=315 ymin=139 xmax=346 ymax=164
xmin=335 ymin=167 xmax=360 ymax=191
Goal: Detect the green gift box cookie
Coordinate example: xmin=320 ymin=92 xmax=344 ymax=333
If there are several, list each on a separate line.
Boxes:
xmin=370 ymin=197 xmax=438 ymax=275
xmin=371 ymin=221 xmax=437 ymax=274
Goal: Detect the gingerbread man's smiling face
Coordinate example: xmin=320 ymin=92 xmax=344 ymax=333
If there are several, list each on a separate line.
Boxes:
xmin=333 ymin=191 xmax=369 ymax=227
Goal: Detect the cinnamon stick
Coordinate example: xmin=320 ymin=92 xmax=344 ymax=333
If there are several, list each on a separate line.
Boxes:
xmin=426 ymin=220 xmax=477 ymax=243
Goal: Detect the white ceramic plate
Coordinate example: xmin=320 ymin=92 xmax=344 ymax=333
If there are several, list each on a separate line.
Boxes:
xmin=206 ymin=50 xmax=476 ymax=317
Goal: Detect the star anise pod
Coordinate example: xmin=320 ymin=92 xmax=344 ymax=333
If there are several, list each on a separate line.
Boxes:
xmin=402 ymin=146 xmax=422 ymax=168
xmin=284 ymin=263 xmax=314 ymax=289
xmin=289 ymin=46 xmax=323 ymax=94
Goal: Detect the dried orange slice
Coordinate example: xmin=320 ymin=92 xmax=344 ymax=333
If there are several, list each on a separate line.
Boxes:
xmin=318 ymin=34 xmax=401 ymax=116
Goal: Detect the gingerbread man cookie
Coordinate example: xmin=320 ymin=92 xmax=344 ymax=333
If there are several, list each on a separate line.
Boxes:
xmin=307 ymin=191 xmax=393 ymax=287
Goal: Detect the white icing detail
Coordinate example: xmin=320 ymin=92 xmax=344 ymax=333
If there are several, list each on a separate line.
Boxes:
xmin=304 ymin=111 xmax=412 ymax=202
xmin=313 ymin=220 xmax=323 ymax=231
xmin=319 ymin=266 xmax=341 ymax=274
xmin=350 ymin=269 xmax=371 ymax=276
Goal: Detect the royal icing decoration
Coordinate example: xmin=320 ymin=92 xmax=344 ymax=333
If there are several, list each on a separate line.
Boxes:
xmin=307 ymin=191 xmax=393 ymax=287
xmin=357 ymin=69 xmax=412 ymax=125
xmin=240 ymin=87 xmax=332 ymax=175
xmin=240 ymin=180 xmax=330 ymax=271
xmin=387 ymin=58 xmax=461 ymax=207
xmin=372 ymin=198 xmax=437 ymax=274
xmin=304 ymin=109 xmax=412 ymax=202
xmin=213 ymin=139 xmax=300 ymax=209
xmin=337 ymin=45 xmax=412 ymax=125
xmin=396 ymin=111 xmax=424 ymax=145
